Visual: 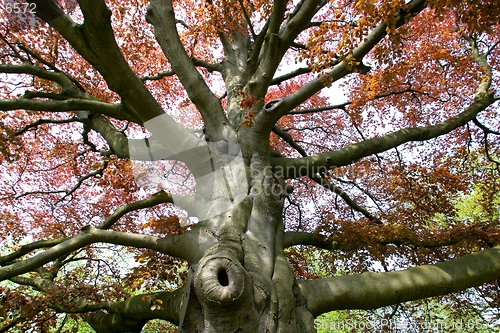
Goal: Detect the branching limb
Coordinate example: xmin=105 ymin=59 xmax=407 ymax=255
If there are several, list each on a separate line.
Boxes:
xmin=272 ymin=90 xmax=497 ymax=178
xmin=146 ymin=0 xmax=228 ymax=139
xmin=32 ymin=0 xmax=167 ymax=123
xmin=288 ymin=87 xmax=424 ymax=115
xmin=272 ymin=126 xmax=380 ymax=222
xmin=329 ymin=175 xmax=385 ymax=213
xmin=256 ymin=0 xmax=427 ymax=130
xmin=0 ymin=191 xmax=175 ymax=266
xmin=299 ymin=246 xmax=500 ymax=316
xmin=284 ymin=220 xmax=499 ymax=251
xmin=248 ymin=0 xmax=324 ymax=98
xmin=279 ymin=0 xmax=326 ymax=51
xmin=0 ymin=226 xmax=192 ymax=281
xmin=1 ymin=58 xmax=135 ymax=157
xmin=9 ymin=275 xmax=52 ymax=291
xmin=0 ymin=97 xmax=128 ymax=120
xmin=273 ymin=27 xmax=497 ymax=178
xmin=474 ymin=118 xmax=500 ymax=136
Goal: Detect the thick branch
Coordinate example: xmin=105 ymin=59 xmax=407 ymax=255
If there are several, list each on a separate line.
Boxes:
xmin=300 ymin=246 xmax=500 ymax=316
xmin=0 ymin=227 xmax=188 ymax=281
xmin=254 ymin=0 xmax=427 ymax=132
xmin=0 ymin=238 xmax=67 ymax=266
xmin=272 ymin=92 xmax=497 ymax=178
xmin=248 ymin=0 xmax=323 ymax=99
xmin=74 ymin=111 xmax=130 ymax=158
xmin=0 ymin=98 xmax=128 ymax=120
xmin=57 ymin=289 xmax=184 ymax=332
xmin=97 ymin=191 xmax=174 ymax=229
xmin=33 ymin=0 xmax=166 ymax=123
xmin=146 ymin=0 xmax=228 ymax=140
xmin=284 ymin=220 xmax=498 ymax=251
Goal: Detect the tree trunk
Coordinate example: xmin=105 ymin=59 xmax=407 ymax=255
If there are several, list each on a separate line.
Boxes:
xmin=163 ymin=129 xmax=316 ymax=332
xmin=177 ymin=205 xmax=316 ymax=333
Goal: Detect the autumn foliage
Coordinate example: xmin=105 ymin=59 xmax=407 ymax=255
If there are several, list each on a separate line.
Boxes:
xmin=0 ymin=0 xmax=499 ymax=332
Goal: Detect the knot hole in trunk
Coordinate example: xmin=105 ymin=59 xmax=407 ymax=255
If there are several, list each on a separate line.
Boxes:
xmin=194 ymin=255 xmax=247 ymax=305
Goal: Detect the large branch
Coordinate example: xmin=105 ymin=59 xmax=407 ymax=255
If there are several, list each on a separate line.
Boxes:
xmin=57 ymin=289 xmax=184 ymax=332
xmin=32 ymin=0 xmax=169 ymax=123
xmin=0 ymin=227 xmax=191 ymax=281
xmin=299 ymin=246 xmax=500 ymax=317
xmin=272 ymin=91 xmax=497 ymax=178
xmin=254 ymin=0 xmax=427 ymax=132
xmin=284 ymin=220 xmax=499 ymax=251
xmin=146 ymin=0 xmax=229 ymax=140
xmin=0 ymin=191 xmax=176 ymax=266
xmin=0 ymin=97 xmax=127 ymax=119
xmin=247 ymin=0 xmax=324 ymax=99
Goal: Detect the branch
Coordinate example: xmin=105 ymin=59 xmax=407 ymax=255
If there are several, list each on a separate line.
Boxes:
xmin=0 ymin=62 xmax=79 ymax=92
xmin=248 ymin=0 xmax=323 ymax=98
xmin=272 ymin=126 xmax=380 ymax=222
xmin=74 ymin=112 xmax=130 ymax=158
xmin=97 ymin=191 xmax=174 ymax=229
xmin=15 ymin=117 xmax=83 ymax=135
xmin=146 ymin=0 xmax=228 ymax=139
xmin=299 ymin=246 xmax=500 ymax=316
xmin=0 ymin=191 xmax=175 ymax=266
xmin=284 ymin=220 xmax=498 ymax=251
xmin=140 ymin=70 xmax=176 ymax=82
xmin=272 ymin=125 xmax=308 ymax=157
xmin=288 ymin=87 xmax=422 ymax=115
xmin=0 ymin=97 xmax=129 ymax=120
xmin=270 ymin=67 xmax=312 ymax=86
xmin=256 ymin=0 xmax=428 ymax=130
xmin=0 ymin=238 xmax=67 ymax=266
xmin=32 ymin=0 xmax=166 ymax=123
xmin=0 ymin=227 xmax=190 ymax=281
xmin=279 ymin=0 xmax=326 ymax=52
xmin=474 ymin=118 xmax=500 ymax=136
xmin=9 ymin=275 xmax=52 ymax=291
xmin=272 ymin=91 xmax=497 ymax=178
xmin=310 ymin=174 xmax=383 ymax=224
xmin=85 ymin=289 xmax=183 ymax=332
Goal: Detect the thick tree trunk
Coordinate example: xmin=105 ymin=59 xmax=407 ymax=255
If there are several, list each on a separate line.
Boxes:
xmin=165 ymin=131 xmax=316 ymax=332
xmin=175 ymin=187 xmax=315 ymax=333
xmin=177 ymin=208 xmax=316 ymax=333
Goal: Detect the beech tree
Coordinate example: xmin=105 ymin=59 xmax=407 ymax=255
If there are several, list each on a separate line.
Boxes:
xmin=1 ymin=0 xmax=500 ymax=332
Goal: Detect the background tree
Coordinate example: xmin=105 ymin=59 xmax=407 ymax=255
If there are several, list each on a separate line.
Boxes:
xmin=0 ymin=0 xmax=499 ymax=332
